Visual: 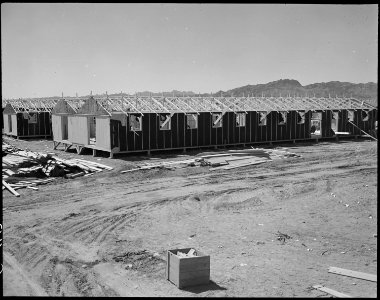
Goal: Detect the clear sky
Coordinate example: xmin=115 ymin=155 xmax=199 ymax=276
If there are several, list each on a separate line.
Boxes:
xmin=1 ymin=3 xmax=378 ymax=98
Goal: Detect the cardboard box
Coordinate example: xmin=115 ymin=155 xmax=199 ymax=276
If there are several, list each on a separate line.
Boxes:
xmin=166 ymin=248 xmax=210 ymax=289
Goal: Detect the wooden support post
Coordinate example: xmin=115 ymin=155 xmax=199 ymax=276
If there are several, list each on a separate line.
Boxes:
xmin=109 ymin=152 xmax=114 ymax=159
xmin=93 ymin=149 xmax=97 ymax=157
xmin=183 ymin=148 xmax=186 ymax=153
xmin=147 ymin=150 xmax=151 ymax=156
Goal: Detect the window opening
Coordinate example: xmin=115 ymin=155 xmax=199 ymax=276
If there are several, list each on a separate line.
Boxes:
xmin=348 ymin=110 xmax=355 ymax=122
xmin=160 ymin=114 xmax=171 ymax=130
xmin=186 ymin=113 xmax=198 ymax=129
xmin=259 ymin=112 xmax=267 ymax=126
xmin=28 ymin=113 xmax=37 ymax=124
xmin=129 ymin=114 xmax=142 ymax=131
xmin=362 ymin=111 xmax=369 ymax=121
xmin=236 ymin=113 xmax=246 ymax=127
xmin=278 ymin=112 xmax=287 ymax=125
xmin=297 ymin=111 xmax=305 ymax=124
xmin=212 ymin=113 xmax=223 ymax=128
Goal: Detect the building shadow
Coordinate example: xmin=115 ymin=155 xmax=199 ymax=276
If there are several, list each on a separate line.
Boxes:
xmin=180 ymin=280 xmax=227 ymax=294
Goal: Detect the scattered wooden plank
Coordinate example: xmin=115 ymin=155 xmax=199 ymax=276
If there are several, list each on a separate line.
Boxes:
xmin=26 ymin=186 xmax=39 ymax=190
xmin=2 ymin=180 xmax=20 ymax=197
xmin=4 ymin=169 xmax=16 ymax=176
xmin=200 ymin=153 xmax=233 ymax=159
xmin=66 ymin=172 xmax=86 ymax=179
xmin=121 ymin=167 xmax=144 ymax=173
xmin=312 ymin=284 xmax=352 ymax=298
xmin=83 ymin=173 xmax=95 ymax=177
xmin=75 ymin=159 xmax=113 ymax=170
xmin=72 ymin=161 xmax=97 ymax=172
xmin=225 ymin=155 xmax=268 ymax=162
xmin=120 ymin=159 xmax=196 ymax=173
xmin=328 ymin=267 xmax=377 ymax=282
xmin=222 ymin=160 xmax=268 ymax=170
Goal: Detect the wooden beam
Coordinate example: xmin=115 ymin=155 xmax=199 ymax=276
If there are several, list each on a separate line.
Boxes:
xmin=312 ymin=284 xmax=352 ymax=298
xmin=3 ymin=180 xmax=20 ymax=197
xmin=213 ymin=112 xmax=225 ymax=126
xmin=328 ymin=267 xmax=377 ymax=282
xmin=160 ymin=113 xmax=173 ymax=129
xmin=347 ymin=121 xmax=377 ymax=141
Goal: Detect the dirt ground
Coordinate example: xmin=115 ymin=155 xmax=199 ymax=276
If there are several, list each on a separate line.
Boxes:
xmin=2 ymin=136 xmax=377 ymax=297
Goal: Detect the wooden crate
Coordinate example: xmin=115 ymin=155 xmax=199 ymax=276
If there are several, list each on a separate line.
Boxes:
xmin=166 ymin=248 xmax=210 ymax=289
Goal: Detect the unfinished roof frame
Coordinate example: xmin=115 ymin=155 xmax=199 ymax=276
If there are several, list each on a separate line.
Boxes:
xmin=5 ymin=95 xmax=375 ymax=116
xmin=95 ymin=96 xmax=375 ymax=115
xmin=3 ymin=99 xmax=59 ymax=115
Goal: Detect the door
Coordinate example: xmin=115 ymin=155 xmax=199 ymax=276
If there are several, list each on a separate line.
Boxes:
xmin=111 ymin=121 xmax=119 ymax=148
xmin=310 ymin=112 xmax=322 ymax=138
xmin=62 ymin=116 xmax=68 ymax=140
xmin=89 ymin=116 xmax=96 ymax=144
xmin=331 ymin=112 xmax=338 ymax=134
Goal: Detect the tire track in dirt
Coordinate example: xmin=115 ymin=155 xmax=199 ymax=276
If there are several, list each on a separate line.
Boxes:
xmin=3 ymin=251 xmax=49 ymax=296
xmin=91 ymin=214 xmax=131 ymax=244
xmin=62 ymin=216 xmax=110 ymax=237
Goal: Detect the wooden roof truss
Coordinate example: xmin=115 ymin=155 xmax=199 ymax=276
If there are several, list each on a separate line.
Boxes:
xmin=4 ymin=99 xmax=58 ymax=114
xmin=4 ymin=95 xmax=374 ymax=116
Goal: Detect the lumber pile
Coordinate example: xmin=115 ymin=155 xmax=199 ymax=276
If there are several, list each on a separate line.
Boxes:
xmin=121 ymin=158 xmax=204 ymax=173
xmin=200 ymin=147 xmax=301 ymax=171
xmin=120 ymin=147 xmax=300 ymax=173
xmin=2 ymin=141 xmax=113 ymax=197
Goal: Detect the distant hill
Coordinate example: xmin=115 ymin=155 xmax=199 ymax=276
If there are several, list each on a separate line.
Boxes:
xmin=127 ymin=79 xmax=377 ymax=107
xmin=214 ymin=79 xmax=377 ymax=106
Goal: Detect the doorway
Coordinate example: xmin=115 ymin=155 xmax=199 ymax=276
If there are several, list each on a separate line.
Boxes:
xmin=62 ymin=116 xmax=68 ymax=140
xmin=8 ymin=115 xmax=12 ymax=133
xmin=89 ymin=116 xmax=96 ymax=144
xmin=310 ymin=112 xmax=322 ymax=137
xmin=331 ymin=112 xmax=338 ymax=134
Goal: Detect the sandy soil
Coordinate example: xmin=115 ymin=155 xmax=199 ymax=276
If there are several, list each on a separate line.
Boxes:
xmin=2 ymin=137 xmax=377 ymax=297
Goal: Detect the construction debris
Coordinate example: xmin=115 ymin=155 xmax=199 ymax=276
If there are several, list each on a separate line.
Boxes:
xmin=176 ymin=248 xmax=197 ymax=258
xmin=205 ymin=147 xmax=300 ymax=171
xmin=2 ymin=141 xmax=113 ymax=197
xmin=120 ymin=147 xmax=301 ymax=173
xmin=276 ymin=231 xmax=292 ymax=244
